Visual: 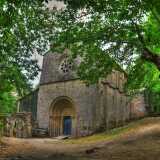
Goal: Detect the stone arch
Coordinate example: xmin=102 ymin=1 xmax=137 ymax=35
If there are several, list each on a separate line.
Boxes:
xmin=49 ymin=96 xmax=77 ymax=137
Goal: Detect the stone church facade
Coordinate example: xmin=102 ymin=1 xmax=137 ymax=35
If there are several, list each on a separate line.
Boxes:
xmin=36 ymin=52 xmax=146 ymax=137
xmin=3 ymin=51 xmax=147 ymax=138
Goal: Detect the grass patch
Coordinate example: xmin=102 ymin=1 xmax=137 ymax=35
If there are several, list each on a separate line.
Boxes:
xmin=64 ymin=117 xmax=160 ymax=144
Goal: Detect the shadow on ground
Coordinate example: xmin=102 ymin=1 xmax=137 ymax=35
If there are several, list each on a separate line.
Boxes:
xmin=4 ymin=154 xmax=86 ymax=160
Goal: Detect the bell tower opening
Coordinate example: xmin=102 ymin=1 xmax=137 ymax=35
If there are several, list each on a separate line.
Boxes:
xmin=49 ymin=97 xmax=76 ymax=137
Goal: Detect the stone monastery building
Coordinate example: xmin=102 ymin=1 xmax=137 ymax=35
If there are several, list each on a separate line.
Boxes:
xmin=4 ymin=51 xmax=147 ymax=138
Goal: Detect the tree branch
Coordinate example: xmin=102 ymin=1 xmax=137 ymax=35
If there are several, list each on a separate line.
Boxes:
xmin=131 ymin=20 xmax=146 ymax=47
xmin=142 ymin=48 xmax=160 ymax=70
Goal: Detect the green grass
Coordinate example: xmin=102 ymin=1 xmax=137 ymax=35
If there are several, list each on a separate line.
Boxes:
xmin=65 ymin=126 xmax=131 ymax=144
xmin=64 ymin=117 xmax=160 ymax=144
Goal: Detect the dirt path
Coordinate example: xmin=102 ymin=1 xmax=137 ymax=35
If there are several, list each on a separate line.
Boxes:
xmin=1 ymin=117 xmax=160 ymax=160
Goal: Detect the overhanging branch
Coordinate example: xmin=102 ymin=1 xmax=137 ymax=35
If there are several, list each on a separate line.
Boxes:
xmin=142 ymin=48 xmax=160 ymax=70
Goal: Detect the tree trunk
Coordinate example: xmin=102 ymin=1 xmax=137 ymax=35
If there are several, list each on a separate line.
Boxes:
xmin=142 ymin=48 xmax=160 ymax=70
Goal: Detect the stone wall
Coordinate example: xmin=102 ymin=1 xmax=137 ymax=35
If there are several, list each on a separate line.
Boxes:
xmin=19 ymin=89 xmax=38 ymax=121
xmin=37 ymin=52 xmax=147 ymax=138
xmin=130 ymin=95 xmax=147 ymax=119
xmin=100 ymin=70 xmax=131 ymax=130
xmin=5 ymin=112 xmax=32 ymax=138
xmin=37 ymin=80 xmax=101 ymax=137
xmin=40 ymin=52 xmax=77 ymax=85
xmin=37 ymin=70 xmax=134 ymax=137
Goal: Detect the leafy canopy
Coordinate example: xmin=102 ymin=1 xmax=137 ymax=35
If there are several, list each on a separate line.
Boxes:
xmin=50 ymin=0 xmax=160 ymax=91
xmin=0 ymin=0 xmax=51 ymax=113
xmin=1 ymin=0 xmax=160 ymax=113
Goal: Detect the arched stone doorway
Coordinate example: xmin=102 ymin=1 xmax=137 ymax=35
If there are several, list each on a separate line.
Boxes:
xmin=49 ymin=97 xmax=76 ymax=137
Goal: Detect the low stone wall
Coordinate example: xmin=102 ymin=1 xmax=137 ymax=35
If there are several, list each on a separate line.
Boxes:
xmin=130 ymin=95 xmax=147 ymax=119
xmin=5 ymin=112 xmax=32 ymax=138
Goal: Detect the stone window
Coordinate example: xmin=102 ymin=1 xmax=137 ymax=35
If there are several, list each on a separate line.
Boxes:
xmin=59 ymin=59 xmax=73 ymax=74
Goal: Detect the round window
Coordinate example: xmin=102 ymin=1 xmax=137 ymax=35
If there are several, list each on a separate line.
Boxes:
xmin=59 ymin=59 xmax=73 ymax=74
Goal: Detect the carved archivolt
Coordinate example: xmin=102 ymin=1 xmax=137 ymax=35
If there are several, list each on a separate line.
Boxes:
xmin=49 ymin=97 xmax=76 ymax=137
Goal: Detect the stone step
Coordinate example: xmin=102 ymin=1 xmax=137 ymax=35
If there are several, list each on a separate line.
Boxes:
xmin=32 ymin=128 xmax=48 ymax=137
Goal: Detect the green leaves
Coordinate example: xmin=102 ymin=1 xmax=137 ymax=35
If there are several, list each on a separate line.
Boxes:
xmin=77 ymin=45 xmax=116 ymax=83
xmin=0 ymin=0 xmax=52 ymax=113
xmin=0 ymin=0 xmax=51 ymax=91
xmin=143 ymin=14 xmax=160 ymax=54
xmin=126 ymin=59 xmax=160 ymax=92
xmin=0 ymin=90 xmax=16 ymax=113
xmin=52 ymin=0 xmax=160 ymax=93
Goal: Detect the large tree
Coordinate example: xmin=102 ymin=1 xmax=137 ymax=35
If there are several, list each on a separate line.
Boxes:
xmin=0 ymin=0 xmax=51 ymax=112
xmin=50 ymin=0 xmax=160 ymax=91
xmin=1 ymin=0 xmax=160 ymax=112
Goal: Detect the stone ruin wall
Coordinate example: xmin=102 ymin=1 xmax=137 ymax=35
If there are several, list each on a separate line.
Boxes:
xmin=3 ymin=112 xmax=32 ymax=138
xmin=98 ymin=70 xmax=146 ymax=130
xmin=96 ymin=70 xmax=131 ymax=131
xmin=130 ymin=95 xmax=147 ymax=119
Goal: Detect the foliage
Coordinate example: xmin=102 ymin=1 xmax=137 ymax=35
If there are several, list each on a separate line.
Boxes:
xmin=126 ymin=60 xmax=160 ymax=92
xmin=50 ymin=0 xmax=160 ymax=92
xmin=0 ymin=0 xmax=52 ymax=113
xmin=1 ymin=0 xmax=160 ymax=113
xmin=0 ymin=90 xmax=16 ymax=113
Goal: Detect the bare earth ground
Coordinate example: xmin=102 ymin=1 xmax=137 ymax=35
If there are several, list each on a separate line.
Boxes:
xmin=1 ymin=117 xmax=160 ymax=160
